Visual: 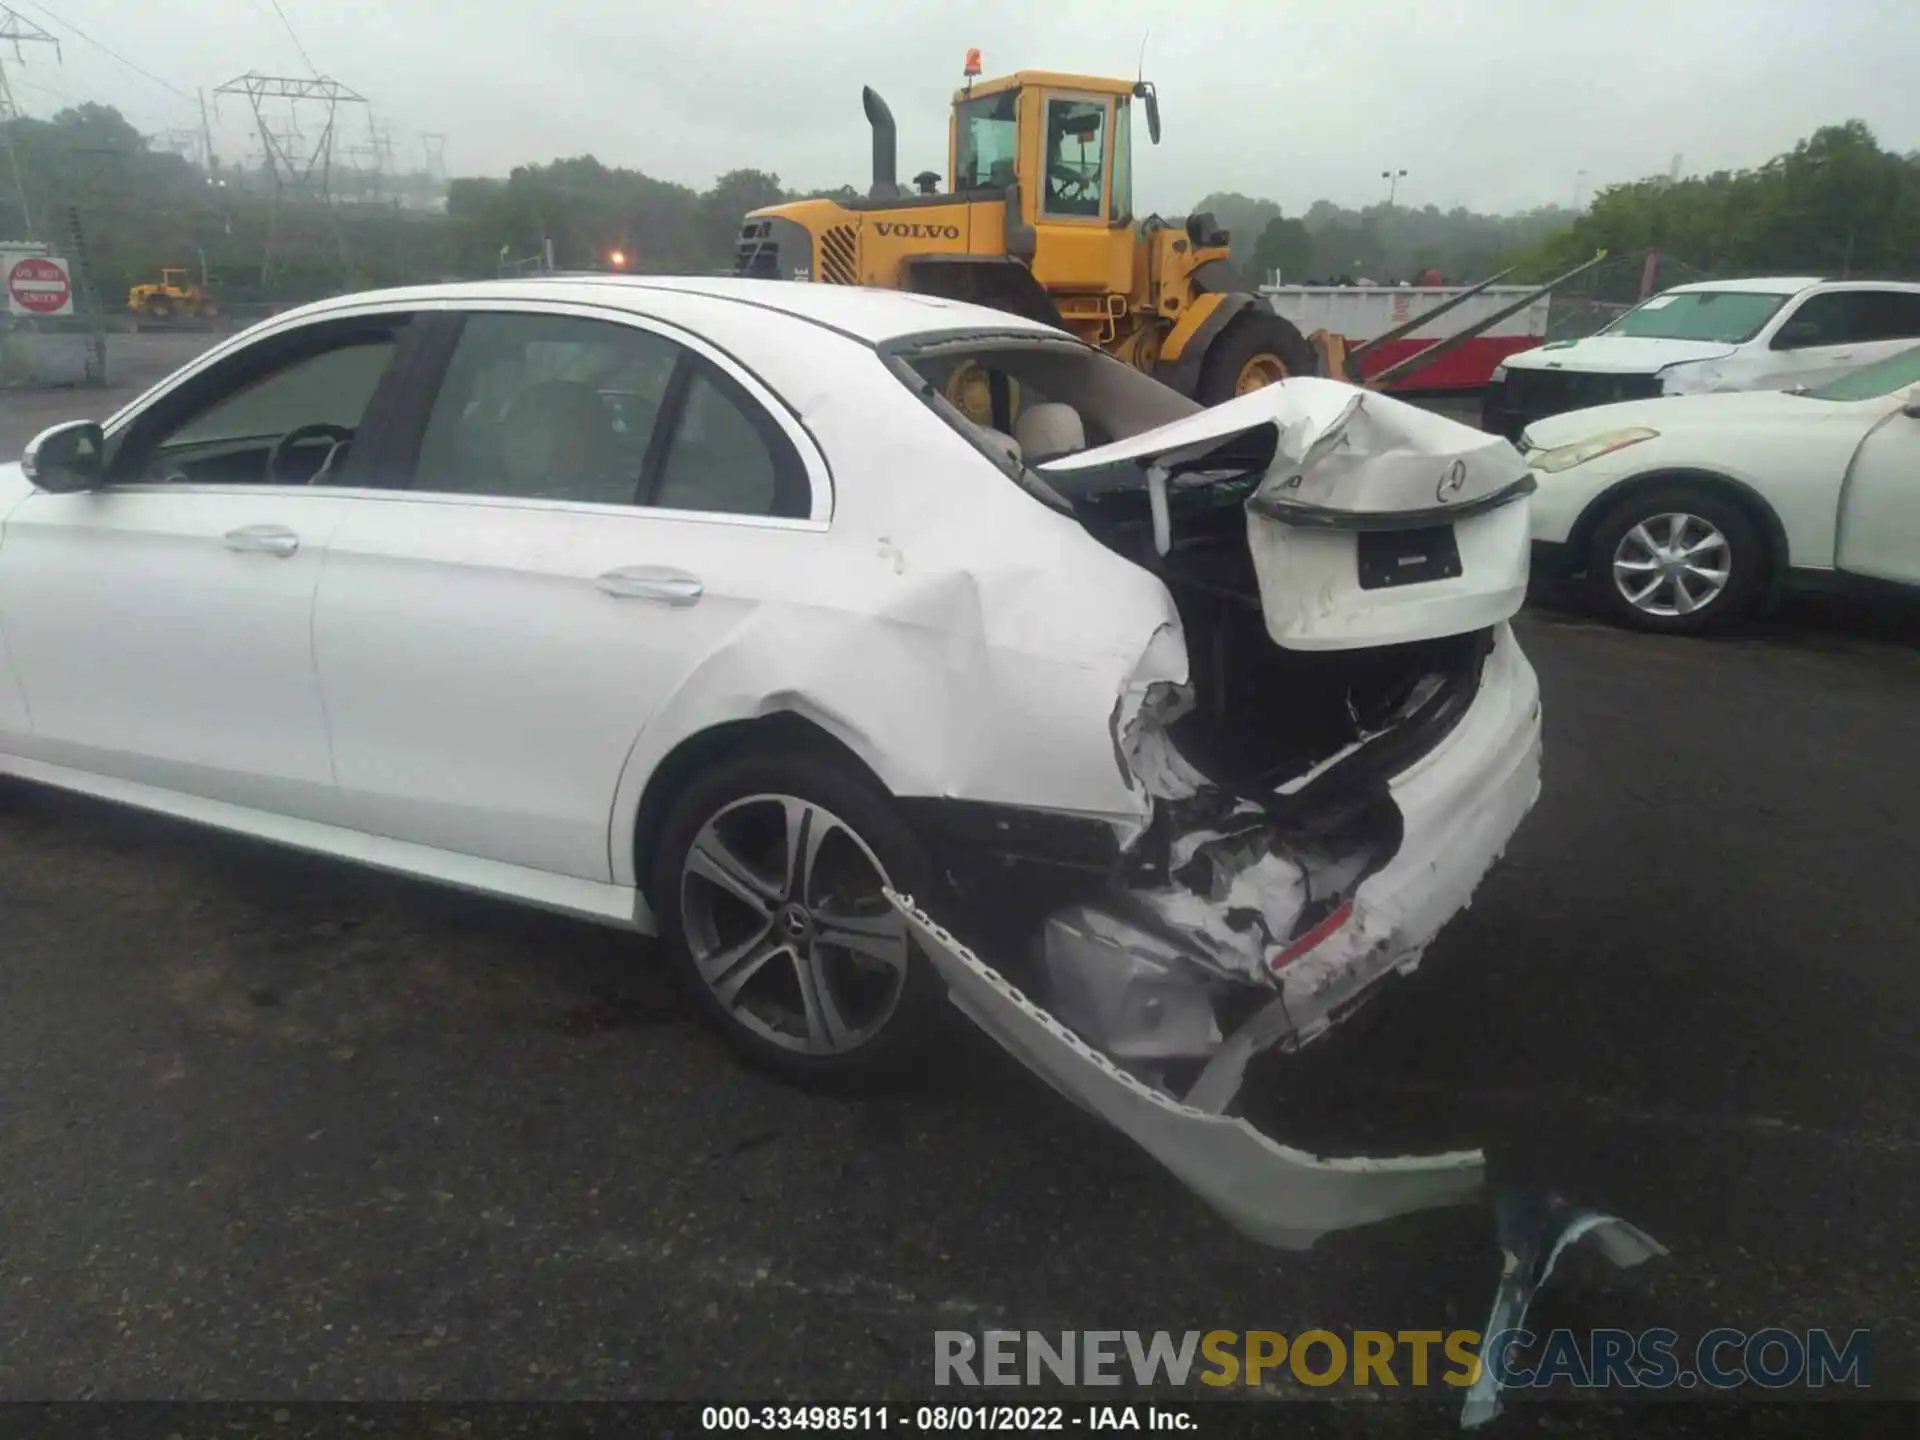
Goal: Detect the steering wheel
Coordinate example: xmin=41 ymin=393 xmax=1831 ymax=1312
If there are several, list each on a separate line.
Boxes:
xmin=1048 ymin=158 xmax=1101 ymax=204
xmin=267 ymin=422 xmax=354 ymax=484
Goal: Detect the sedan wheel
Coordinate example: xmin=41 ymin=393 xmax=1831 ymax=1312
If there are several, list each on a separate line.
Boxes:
xmin=681 ymin=793 xmax=909 ymax=1056
xmin=652 ymin=749 xmax=948 ymax=1086
xmin=1611 ymin=511 xmax=1731 ymax=619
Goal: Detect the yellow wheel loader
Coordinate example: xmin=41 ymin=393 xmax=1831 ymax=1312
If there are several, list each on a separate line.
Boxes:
xmin=127 ymin=268 xmax=221 ymax=324
xmin=735 ymin=58 xmax=1324 ymax=410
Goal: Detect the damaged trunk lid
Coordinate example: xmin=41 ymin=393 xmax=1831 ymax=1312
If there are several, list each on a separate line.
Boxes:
xmin=1036 ymin=377 xmax=1535 ymax=652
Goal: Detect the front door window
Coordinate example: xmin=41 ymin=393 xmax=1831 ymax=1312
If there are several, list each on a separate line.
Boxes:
xmin=1042 ymin=97 xmax=1108 ymax=219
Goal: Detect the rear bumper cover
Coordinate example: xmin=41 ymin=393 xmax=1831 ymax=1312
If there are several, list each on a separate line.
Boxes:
xmin=892 ymin=893 xmax=1488 ymax=1250
xmin=894 ymin=624 xmax=1543 ymax=1248
xmin=1273 ymin=623 xmax=1540 ymax=1045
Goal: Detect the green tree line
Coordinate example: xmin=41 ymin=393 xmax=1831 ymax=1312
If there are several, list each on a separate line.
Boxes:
xmin=1516 ymin=121 xmax=1920 ymax=298
xmin=1 ymin=104 xmax=1911 ymax=311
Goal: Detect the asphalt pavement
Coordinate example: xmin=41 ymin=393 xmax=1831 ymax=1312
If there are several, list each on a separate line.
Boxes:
xmin=2 ymin=346 xmax=1918 ymax=1428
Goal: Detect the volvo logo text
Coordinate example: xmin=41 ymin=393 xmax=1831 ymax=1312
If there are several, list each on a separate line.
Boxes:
xmin=874 ymin=222 xmax=961 ymax=239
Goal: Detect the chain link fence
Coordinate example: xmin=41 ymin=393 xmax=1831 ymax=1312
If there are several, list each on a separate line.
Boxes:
xmin=1543 ymin=252 xmax=1725 ymax=341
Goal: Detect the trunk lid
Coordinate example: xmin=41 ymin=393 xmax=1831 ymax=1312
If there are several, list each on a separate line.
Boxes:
xmin=1037 ymin=377 xmax=1535 ymax=651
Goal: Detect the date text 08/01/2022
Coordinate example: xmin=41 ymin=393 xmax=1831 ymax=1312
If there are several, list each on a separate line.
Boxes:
xmin=701 ymin=1405 xmax=1192 ymax=1432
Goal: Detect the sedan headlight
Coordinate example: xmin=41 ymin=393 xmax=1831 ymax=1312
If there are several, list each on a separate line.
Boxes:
xmin=1528 ymin=427 xmax=1659 ymax=474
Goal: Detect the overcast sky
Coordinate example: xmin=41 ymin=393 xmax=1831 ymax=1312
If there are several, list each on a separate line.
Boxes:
xmin=13 ymin=0 xmax=1919 ymax=214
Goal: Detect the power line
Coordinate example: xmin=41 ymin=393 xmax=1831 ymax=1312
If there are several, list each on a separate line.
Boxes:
xmin=17 ymin=1 xmax=194 ymax=104
xmin=265 ymin=0 xmax=318 ymax=78
xmin=10 ymin=73 xmax=72 ymax=105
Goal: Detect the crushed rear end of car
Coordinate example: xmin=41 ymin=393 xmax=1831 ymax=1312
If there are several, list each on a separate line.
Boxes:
xmin=887 ymin=358 xmax=1544 ymax=1250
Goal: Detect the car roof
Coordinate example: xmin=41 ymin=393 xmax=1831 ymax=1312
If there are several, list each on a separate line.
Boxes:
xmin=1663 ymin=277 xmax=1826 ymax=296
xmin=1661 ymin=275 xmax=1920 ymax=297
xmin=283 ymin=275 xmax=1067 ymax=346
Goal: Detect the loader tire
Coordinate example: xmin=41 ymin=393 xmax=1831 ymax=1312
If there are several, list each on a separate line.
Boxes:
xmin=145 ymin=296 xmax=174 ymax=321
xmin=1196 ymin=310 xmax=1317 ymax=405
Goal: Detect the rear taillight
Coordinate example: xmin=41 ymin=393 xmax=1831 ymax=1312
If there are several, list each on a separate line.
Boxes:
xmin=1268 ymin=899 xmax=1355 ymax=972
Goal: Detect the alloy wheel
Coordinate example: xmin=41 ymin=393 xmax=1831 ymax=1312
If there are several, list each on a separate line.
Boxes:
xmin=1611 ymin=511 xmax=1732 ymax=618
xmin=679 ymin=793 xmax=911 ymax=1055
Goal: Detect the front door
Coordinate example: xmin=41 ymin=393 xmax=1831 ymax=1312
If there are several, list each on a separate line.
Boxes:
xmin=0 ymin=314 xmax=411 ymax=816
xmin=312 ymin=305 xmax=829 ymax=885
xmin=1765 ymin=289 xmax=1920 ymax=392
xmin=1029 ymin=91 xmax=1132 ymax=298
xmin=1835 ymin=389 xmax=1920 ymax=585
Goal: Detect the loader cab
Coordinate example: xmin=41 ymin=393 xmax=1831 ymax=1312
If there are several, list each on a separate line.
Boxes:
xmin=948 ymin=71 xmax=1155 ymax=297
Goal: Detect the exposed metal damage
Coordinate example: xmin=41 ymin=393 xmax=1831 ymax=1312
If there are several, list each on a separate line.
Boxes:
xmin=890 ymin=891 xmax=1489 ymax=1250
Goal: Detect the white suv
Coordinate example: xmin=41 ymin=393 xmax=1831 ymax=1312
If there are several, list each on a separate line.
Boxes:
xmin=1484 ymin=277 xmax=1920 ymax=440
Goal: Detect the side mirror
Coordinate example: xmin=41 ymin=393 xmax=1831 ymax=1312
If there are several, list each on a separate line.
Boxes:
xmin=21 ymin=420 xmax=106 ymax=493
xmin=1901 ymin=393 xmax=1920 ymax=419
xmin=1133 ymin=81 xmax=1162 ymax=145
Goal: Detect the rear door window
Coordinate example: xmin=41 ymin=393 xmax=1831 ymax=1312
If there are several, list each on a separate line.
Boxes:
xmin=1845 ymin=291 xmax=1920 ymax=343
xmin=647 ymin=364 xmax=811 ymax=519
xmin=411 ymin=311 xmax=680 ymax=506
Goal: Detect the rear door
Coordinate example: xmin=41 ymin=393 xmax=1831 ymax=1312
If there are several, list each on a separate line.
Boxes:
xmin=311 ymin=302 xmax=831 ymax=887
xmin=1038 ymin=377 xmax=1535 ymax=650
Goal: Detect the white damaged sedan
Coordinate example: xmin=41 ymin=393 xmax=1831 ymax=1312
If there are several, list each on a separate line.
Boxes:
xmin=0 ymin=278 xmax=1540 ymax=1248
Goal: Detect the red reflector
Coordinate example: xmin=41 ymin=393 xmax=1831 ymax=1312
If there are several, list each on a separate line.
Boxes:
xmin=1269 ymin=900 xmax=1355 ymax=972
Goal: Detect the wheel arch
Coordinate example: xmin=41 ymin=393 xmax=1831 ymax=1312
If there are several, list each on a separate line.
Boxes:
xmin=1569 ymin=467 xmax=1793 ymax=600
xmin=629 ymin=711 xmax=896 ymax=910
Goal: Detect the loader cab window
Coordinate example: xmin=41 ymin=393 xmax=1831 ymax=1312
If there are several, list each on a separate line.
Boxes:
xmin=1043 ymin=97 xmax=1108 ymax=219
xmin=1110 ymin=100 xmax=1133 ymax=222
xmin=954 ymin=90 xmax=1018 ymax=193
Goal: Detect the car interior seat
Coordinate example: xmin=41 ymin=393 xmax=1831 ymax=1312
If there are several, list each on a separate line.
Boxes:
xmin=1013 ymin=402 xmax=1086 ymax=467
xmin=497 ymin=380 xmax=627 ymax=502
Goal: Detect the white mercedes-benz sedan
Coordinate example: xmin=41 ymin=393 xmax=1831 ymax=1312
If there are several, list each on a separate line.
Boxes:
xmin=0 ymin=277 xmax=1542 ymax=1247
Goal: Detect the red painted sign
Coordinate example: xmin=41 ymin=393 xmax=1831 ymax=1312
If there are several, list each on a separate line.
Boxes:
xmin=8 ymin=256 xmax=71 ymax=315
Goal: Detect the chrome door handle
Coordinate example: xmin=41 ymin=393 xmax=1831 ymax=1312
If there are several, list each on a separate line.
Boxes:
xmin=595 ymin=566 xmax=704 ymax=605
xmin=224 ymin=524 xmax=300 ymax=557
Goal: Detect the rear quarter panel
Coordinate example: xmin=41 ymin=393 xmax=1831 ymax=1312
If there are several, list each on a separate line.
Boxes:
xmin=603 ymin=314 xmax=1186 ymax=888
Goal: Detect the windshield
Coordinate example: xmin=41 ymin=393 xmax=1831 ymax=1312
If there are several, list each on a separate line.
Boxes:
xmin=1602 ymin=291 xmax=1789 ymax=344
xmin=1804 ymin=342 xmax=1920 ymax=401
xmin=953 ymin=91 xmax=1018 ymax=192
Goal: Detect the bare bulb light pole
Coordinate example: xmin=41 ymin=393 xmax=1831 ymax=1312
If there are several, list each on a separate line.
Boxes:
xmin=1381 ymin=167 xmax=1407 ymax=206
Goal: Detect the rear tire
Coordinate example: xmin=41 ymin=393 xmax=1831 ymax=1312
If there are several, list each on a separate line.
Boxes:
xmin=649 ymin=748 xmax=951 ymax=1089
xmin=145 ymin=296 xmax=173 ymax=321
xmin=1585 ymin=484 xmax=1764 ymax=635
xmin=1195 ymin=309 xmax=1317 ymax=405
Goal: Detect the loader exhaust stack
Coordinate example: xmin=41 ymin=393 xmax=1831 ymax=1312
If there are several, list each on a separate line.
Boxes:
xmin=863 ymin=86 xmax=899 ymax=200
